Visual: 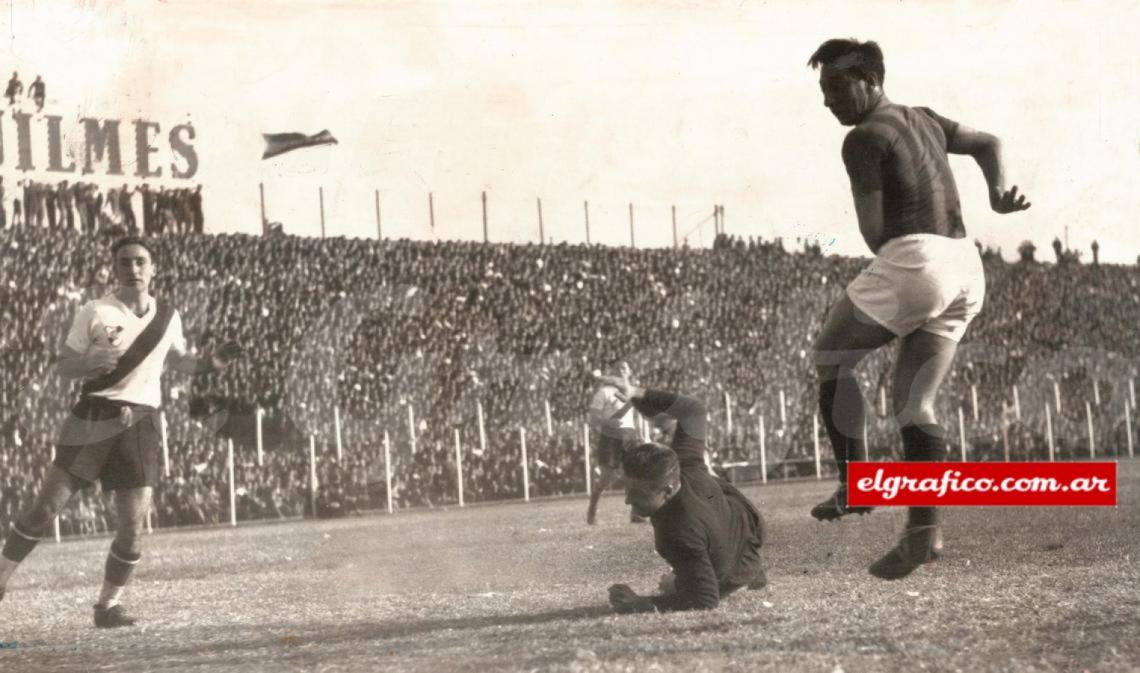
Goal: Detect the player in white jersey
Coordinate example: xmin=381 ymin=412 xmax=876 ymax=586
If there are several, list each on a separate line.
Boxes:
xmin=0 ymin=237 xmax=241 ymax=627
xmin=586 ymin=364 xmax=651 ymax=525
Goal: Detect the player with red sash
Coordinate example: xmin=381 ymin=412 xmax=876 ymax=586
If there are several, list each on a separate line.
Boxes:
xmin=0 ymin=237 xmax=241 ymax=627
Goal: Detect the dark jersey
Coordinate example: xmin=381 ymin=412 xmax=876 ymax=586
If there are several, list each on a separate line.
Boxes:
xmin=842 ymin=103 xmax=965 ymax=243
xmin=631 ymin=389 xmax=765 ymax=611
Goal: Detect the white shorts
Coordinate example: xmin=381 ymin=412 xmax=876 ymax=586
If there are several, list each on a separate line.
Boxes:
xmin=846 ymin=234 xmax=985 ymax=343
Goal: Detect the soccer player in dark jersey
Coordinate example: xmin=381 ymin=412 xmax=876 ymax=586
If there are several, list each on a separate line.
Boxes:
xmin=806 ymin=39 xmax=1030 ymax=579
xmin=0 ymin=237 xmax=241 ymax=626
xmin=598 ymin=368 xmax=766 ymax=613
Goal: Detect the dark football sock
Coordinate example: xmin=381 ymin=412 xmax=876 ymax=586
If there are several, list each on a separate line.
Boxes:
xmin=2 ymin=522 xmax=44 ymax=564
xmin=819 ymin=376 xmax=868 ymax=484
xmin=901 ymin=423 xmax=948 ymax=527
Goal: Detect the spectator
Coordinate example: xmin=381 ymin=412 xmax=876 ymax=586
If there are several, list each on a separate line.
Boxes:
xmin=5 ymin=72 xmax=21 ymax=106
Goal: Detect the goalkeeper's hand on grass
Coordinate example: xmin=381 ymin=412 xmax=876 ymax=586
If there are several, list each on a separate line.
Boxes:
xmin=608 ymin=583 xmax=655 ymax=614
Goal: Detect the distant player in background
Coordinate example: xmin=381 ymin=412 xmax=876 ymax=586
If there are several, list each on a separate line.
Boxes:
xmin=806 ymin=38 xmax=1030 ymax=579
xmin=600 ymin=367 xmax=767 ymax=613
xmin=4 ymin=72 xmax=21 ymax=106
xmin=0 ymin=237 xmax=241 ymax=627
xmin=28 ymin=75 xmax=45 ymax=111
xmin=586 ymin=371 xmax=644 ymax=525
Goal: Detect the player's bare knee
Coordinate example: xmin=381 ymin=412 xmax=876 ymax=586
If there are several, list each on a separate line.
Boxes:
xmin=113 ymin=527 xmax=144 ymax=554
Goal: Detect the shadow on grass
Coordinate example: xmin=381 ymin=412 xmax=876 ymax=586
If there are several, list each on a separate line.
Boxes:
xmin=17 ymin=604 xmax=621 ymax=662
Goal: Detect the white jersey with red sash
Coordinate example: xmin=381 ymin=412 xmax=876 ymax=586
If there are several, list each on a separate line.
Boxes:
xmin=65 ymin=294 xmax=187 ymax=408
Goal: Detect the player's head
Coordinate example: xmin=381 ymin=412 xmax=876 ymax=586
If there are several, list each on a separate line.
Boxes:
xmin=622 ymin=442 xmax=681 ymax=517
xmin=808 ymin=38 xmax=885 ymax=126
xmin=111 ymin=236 xmax=157 ymax=293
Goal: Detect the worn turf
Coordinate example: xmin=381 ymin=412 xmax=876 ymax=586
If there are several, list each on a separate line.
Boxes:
xmin=2 ymin=460 xmax=1137 ymax=673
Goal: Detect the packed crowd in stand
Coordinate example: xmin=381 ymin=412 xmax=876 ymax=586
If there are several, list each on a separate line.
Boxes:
xmin=1 ymin=227 xmax=1137 ymax=534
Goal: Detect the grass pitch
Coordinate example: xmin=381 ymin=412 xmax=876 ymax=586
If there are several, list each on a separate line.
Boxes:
xmin=2 ymin=461 xmax=1138 ymax=673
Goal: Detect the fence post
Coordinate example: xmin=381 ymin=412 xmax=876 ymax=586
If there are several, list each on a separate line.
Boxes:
xmin=309 ymin=436 xmax=318 ymax=518
xmin=583 ymin=423 xmax=592 ymax=496
xmin=758 ymin=414 xmax=767 ymax=485
xmin=958 ymin=406 xmax=967 ymax=461
xmin=51 ymin=446 xmax=61 ymax=543
xmin=812 ymin=413 xmax=821 ymax=480
xmin=407 ymin=404 xmax=417 ymax=455
xmin=454 ymin=428 xmax=464 ymax=507
xmin=255 ymin=407 xmax=264 ymax=467
xmin=1085 ymin=401 xmax=1095 ymax=458
xmin=334 ymin=405 xmax=343 ymax=463
xmin=1126 ymin=398 xmax=1134 ymax=458
xmin=477 ymin=400 xmax=487 ymax=455
xmin=971 ymin=384 xmax=979 ymax=422
xmin=383 ymin=430 xmax=393 ymax=514
xmin=544 ymin=399 xmax=553 ymax=436
xmin=227 ymin=438 xmax=237 ymax=527
xmin=160 ymin=411 xmax=170 ymax=477
xmin=1013 ymin=384 xmax=1021 ymax=420
xmin=1053 ymin=380 xmax=1062 ymax=415
xmin=1045 ymin=403 xmax=1055 ymax=462
xmin=1093 ymin=380 xmax=1101 ymax=407
xmin=779 ymin=389 xmax=787 ymax=429
xmin=520 ymin=427 xmax=530 ymax=502
xmin=724 ymin=391 xmax=733 ymax=437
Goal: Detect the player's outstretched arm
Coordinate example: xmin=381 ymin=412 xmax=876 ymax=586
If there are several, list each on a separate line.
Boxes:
xmin=946 ymin=124 xmax=1031 ymax=214
xmin=168 ymin=341 xmax=243 ymax=375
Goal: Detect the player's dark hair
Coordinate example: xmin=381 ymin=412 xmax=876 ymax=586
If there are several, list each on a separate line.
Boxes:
xmin=111 ymin=236 xmax=157 ymax=264
xmin=807 ymin=38 xmax=885 ymax=85
xmin=622 ymin=442 xmax=680 ymax=487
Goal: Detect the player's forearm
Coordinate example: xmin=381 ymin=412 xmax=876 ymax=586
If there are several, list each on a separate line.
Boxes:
xmin=970 ymin=135 xmax=1007 ymax=198
xmin=170 ymin=351 xmax=225 ymax=375
xmin=55 ymin=356 xmax=103 ymax=379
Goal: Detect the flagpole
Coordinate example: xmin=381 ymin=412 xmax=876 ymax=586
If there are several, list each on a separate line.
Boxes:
xmin=583 ymin=200 xmax=590 ymax=245
xmin=375 ymin=189 xmax=382 ymax=240
xmin=628 ymin=202 xmax=635 ymax=247
xmin=259 ymin=183 xmax=267 ymax=234
xmin=537 ymin=197 xmax=544 ymax=245
xmin=672 ymin=205 xmax=678 ymax=249
xmin=482 ymin=191 xmax=489 ymax=243
xmin=318 ymin=186 xmax=326 ymax=238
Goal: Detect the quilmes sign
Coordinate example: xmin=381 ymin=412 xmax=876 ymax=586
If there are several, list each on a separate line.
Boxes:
xmin=0 ymin=112 xmax=198 ymax=179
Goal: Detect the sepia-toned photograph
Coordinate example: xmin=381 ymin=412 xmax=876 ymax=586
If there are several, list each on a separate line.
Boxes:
xmin=1 ymin=1 xmax=1137 ymax=671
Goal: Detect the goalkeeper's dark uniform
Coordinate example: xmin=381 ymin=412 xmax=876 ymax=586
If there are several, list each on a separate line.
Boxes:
xmin=632 ymin=390 xmax=767 ymax=611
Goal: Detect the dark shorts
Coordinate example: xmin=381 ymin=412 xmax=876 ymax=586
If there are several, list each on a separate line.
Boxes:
xmin=53 ymin=397 xmax=161 ymax=492
xmin=595 ymin=442 xmax=623 ymax=471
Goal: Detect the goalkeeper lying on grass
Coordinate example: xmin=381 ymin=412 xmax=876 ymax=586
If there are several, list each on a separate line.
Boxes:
xmin=597 ymin=366 xmax=768 ymax=613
